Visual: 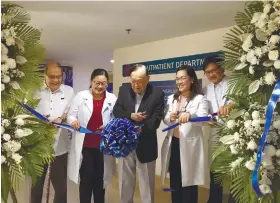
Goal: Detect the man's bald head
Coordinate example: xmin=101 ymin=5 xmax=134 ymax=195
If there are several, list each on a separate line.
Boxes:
xmin=44 ymin=61 xmax=62 ymax=74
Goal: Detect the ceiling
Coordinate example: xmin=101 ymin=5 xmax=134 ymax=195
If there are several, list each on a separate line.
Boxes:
xmin=10 ymin=1 xmax=245 ymax=65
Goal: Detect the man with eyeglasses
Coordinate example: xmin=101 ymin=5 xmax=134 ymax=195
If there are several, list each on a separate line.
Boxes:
xmin=31 ymin=61 xmax=74 ymax=203
xmin=113 ymin=64 xmax=165 ymax=203
xmin=202 ymin=56 xmax=235 ymax=203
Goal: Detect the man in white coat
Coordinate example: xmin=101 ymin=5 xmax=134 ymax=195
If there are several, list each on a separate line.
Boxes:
xmin=31 ymin=62 xmax=74 ymax=203
xmin=202 ymin=56 xmax=235 ymax=203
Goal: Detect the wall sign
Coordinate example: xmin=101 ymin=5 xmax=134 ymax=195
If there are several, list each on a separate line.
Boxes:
xmin=122 ymin=51 xmax=223 ymax=77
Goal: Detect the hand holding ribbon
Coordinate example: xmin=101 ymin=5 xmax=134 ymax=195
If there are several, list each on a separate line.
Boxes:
xmin=162 ymin=113 xmax=218 ymax=132
xmin=20 ymin=103 xmax=102 ymax=135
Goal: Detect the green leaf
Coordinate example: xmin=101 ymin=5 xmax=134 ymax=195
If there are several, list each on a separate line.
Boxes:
xmin=1 ymin=166 xmax=11 ymax=203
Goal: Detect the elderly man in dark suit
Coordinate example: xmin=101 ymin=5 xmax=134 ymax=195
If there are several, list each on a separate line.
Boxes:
xmin=113 ymin=64 xmax=164 ymax=203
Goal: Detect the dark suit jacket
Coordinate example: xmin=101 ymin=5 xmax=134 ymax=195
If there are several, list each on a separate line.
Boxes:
xmin=113 ymin=83 xmax=165 ymax=163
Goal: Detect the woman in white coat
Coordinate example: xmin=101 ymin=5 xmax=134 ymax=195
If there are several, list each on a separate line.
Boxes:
xmin=67 ymin=69 xmax=116 ymax=203
xmin=161 ymin=65 xmax=209 ymax=203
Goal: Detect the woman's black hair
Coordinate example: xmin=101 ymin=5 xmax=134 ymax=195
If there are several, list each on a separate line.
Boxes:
xmin=89 ymin=68 xmax=109 ymax=88
xmin=173 ymin=65 xmax=202 ymax=101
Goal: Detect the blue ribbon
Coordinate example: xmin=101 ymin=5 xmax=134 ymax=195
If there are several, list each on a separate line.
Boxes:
xmin=252 ymin=79 xmax=280 ymax=197
xmin=20 ymin=103 xmax=102 ymax=135
xmin=162 ymin=113 xmax=218 ymax=132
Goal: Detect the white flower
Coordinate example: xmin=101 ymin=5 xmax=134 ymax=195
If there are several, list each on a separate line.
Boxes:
xmin=227 ymin=120 xmax=235 ymax=129
xmin=244 ymin=120 xmax=252 ymax=128
xmin=1 ymin=54 xmax=8 ymax=63
xmin=15 ymin=128 xmax=33 ymax=138
xmin=2 ymin=140 xmax=21 ymax=153
xmin=6 ymin=58 xmax=16 ymax=69
xmin=252 ymin=111 xmax=260 ymax=120
xmin=262 ymin=156 xmax=274 ymax=169
xmin=10 ymin=81 xmax=20 ymax=90
xmin=250 ymin=57 xmax=258 ymax=65
xmin=268 ymin=21 xmax=278 ymax=33
xmin=17 ymin=71 xmax=25 ymax=78
xmin=270 ymin=35 xmax=280 ymax=44
xmin=230 ymin=157 xmax=244 ymax=169
xmin=1 ymin=83 xmax=5 ymax=91
xmin=273 ymin=120 xmax=280 ymax=129
xmin=256 ymin=18 xmax=266 ymax=29
xmin=247 ymin=50 xmax=255 ymax=62
xmin=2 ymin=119 xmax=10 ymax=127
xmin=233 ymin=132 xmax=240 ymax=142
xmin=2 ymin=133 xmax=11 ymax=141
xmin=1 ymin=155 xmax=6 ymax=164
xmin=5 ymin=36 xmax=15 ymax=46
xmin=251 ymin=12 xmax=262 ymax=24
xmin=274 ymin=60 xmax=280 ymax=69
xmin=246 ymin=128 xmax=254 ymax=136
xmin=15 ymin=129 xmax=24 ymax=138
xmin=268 ymin=50 xmax=279 ymax=61
xmin=254 ymin=47 xmax=263 ymax=57
xmin=275 ymin=149 xmax=280 ymax=157
xmin=15 ymin=118 xmax=24 ymax=126
xmin=260 ymin=184 xmax=272 ymax=194
xmin=2 ymin=75 xmax=10 ymax=83
xmin=1 ymin=126 xmax=5 ymax=134
xmin=230 ymin=145 xmax=238 ymax=154
xmin=11 ymin=153 xmax=22 ymax=164
xmin=2 ymin=29 xmax=10 ymax=38
xmin=240 ymin=55 xmax=247 ymax=63
xmin=249 ymin=66 xmax=254 ymax=74
xmin=15 ymin=56 xmax=27 ymax=65
xmin=263 ymin=4 xmax=272 ymax=14
xmin=245 ymin=159 xmax=255 ymax=170
xmin=252 ymin=119 xmax=261 ymax=127
xmin=261 ymin=45 xmax=270 ymax=53
xmin=242 ymin=35 xmax=253 ymax=51
xmin=264 ymin=145 xmax=276 ymax=157
xmin=247 ymin=140 xmax=258 ymax=150
xmin=1 ymin=43 xmax=8 ymax=55
xmin=264 ymin=72 xmax=276 ymax=85
xmin=1 ymin=64 xmax=9 ymax=73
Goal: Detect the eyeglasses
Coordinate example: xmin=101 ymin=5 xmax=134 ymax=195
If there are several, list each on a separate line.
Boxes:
xmin=175 ymin=76 xmax=191 ymax=82
xmin=130 ymin=77 xmax=146 ymax=85
xmin=47 ymin=75 xmax=62 ymax=80
xmin=204 ymin=68 xmax=219 ymax=76
xmin=92 ymin=81 xmax=108 ymax=87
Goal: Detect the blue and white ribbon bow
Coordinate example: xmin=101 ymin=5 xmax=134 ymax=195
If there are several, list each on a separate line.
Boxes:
xmin=252 ymin=79 xmax=280 ymax=197
xmin=162 ymin=112 xmax=218 ymax=132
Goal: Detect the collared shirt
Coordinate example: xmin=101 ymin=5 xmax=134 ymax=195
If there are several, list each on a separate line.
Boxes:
xmin=135 ymin=89 xmax=146 ymax=112
xmin=34 ymin=84 xmax=75 ymax=156
xmin=203 ymin=76 xmax=229 ymax=113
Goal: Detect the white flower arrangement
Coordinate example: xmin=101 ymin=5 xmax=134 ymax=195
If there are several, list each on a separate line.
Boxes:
xmin=1 ymin=115 xmax=33 ymax=165
xmin=218 ymin=103 xmax=280 ymax=195
xmin=1 ymin=23 xmax=27 ymax=92
xmin=235 ymin=1 xmax=280 ymax=95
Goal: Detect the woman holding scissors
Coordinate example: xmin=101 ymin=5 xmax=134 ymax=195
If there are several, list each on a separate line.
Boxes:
xmin=161 ymin=65 xmax=209 ymax=203
xmin=67 ymin=69 xmax=116 ymax=203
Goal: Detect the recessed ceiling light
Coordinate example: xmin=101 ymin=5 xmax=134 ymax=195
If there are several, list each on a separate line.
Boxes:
xmin=110 ymin=60 xmax=114 ymax=63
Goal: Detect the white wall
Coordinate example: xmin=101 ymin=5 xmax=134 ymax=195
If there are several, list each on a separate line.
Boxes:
xmin=113 ymin=26 xmax=231 ymax=180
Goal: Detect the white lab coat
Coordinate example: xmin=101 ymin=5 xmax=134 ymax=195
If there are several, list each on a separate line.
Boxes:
xmin=203 ymin=76 xmax=230 ymax=166
xmin=67 ymin=90 xmax=117 ymax=187
xmin=161 ymin=94 xmax=209 ymax=187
